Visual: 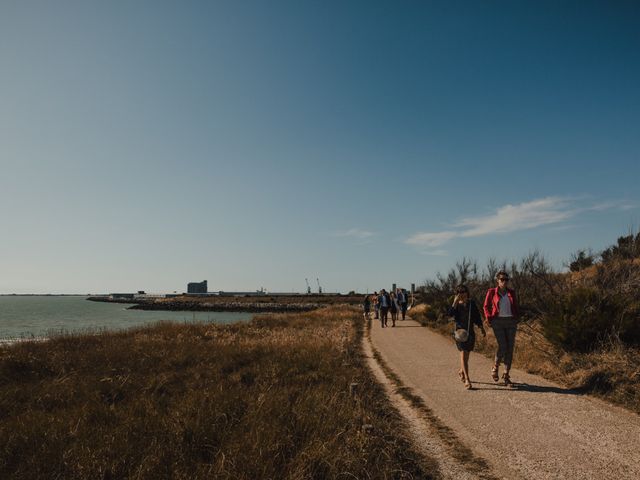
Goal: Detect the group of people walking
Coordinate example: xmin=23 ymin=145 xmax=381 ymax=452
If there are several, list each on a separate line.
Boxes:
xmin=448 ymin=270 xmax=519 ymax=390
xmin=362 ymin=288 xmax=409 ymax=327
xmin=364 ymin=272 xmax=520 ymax=392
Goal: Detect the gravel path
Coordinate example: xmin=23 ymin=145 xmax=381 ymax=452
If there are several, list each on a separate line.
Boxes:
xmin=369 ymin=318 xmax=640 ymax=480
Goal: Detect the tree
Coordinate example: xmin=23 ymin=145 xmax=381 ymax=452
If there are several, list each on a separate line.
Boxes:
xmin=601 ymin=232 xmax=640 ymax=262
xmin=569 ymin=250 xmax=594 ymax=272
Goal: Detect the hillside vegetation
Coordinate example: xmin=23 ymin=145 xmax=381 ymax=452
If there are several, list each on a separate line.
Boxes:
xmin=412 ymin=232 xmax=640 ymax=414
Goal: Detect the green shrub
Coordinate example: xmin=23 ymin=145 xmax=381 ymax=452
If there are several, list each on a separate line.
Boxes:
xmin=425 ymin=305 xmax=439 ymax=322
xmin=542 ymin=288 xmax=640 ymax=352
xmin=569 ymin=250 xmax=594 ymax=272
xmin=542 ymin=288 xmax=613 ymax=352
xmin=618 ymin=301 xmax=640 ymax=345
xmin=601 ymin=233 xmax=640 ymax=262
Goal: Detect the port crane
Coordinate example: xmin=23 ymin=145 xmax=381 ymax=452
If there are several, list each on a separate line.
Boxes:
xmin=305 ymin=278 xmax=311 ymax=294
xmin=316 ymin=278 xmax=323 ymax=294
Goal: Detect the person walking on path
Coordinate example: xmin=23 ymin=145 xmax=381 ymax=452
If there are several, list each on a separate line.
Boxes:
xmin=389 ymin=292 xmax=398 ymax=327
xmin=483 ymin=270 xmax=519 ymax=387
xmin=373 ymin=292 xmax=379 ymax=319
xmin=397 ymin=288 xmax=408 ymax=320
xmin=378 ymin=289 xmax=391 ymax=328
xmin=363 ymin=294 xmax=371 ymax=320
xmin=448 ymin=284 xmax=486 ymax=389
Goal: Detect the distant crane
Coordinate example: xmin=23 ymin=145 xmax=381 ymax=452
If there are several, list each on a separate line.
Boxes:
xmin=305 ymin=278 xmax=311 ymax=295
xmin=316 ymin=278 xmax=323 ymax=294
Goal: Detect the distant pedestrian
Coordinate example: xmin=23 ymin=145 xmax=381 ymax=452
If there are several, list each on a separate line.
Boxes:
xmin=363 ymin=295 xmax=371 ymax=320
xmin=378 ymin=289 xmax=391 ymax=328
xmin=389 ymin=292 xmax=398 ymax=327
xmin=483 ymin=270 xmax=519 ymax=387
xmin=397 ymin=288 xmax=408 ymax=320
xmin=373 ymin=292 xmax=379 ymax=319
xmin=449 ymin=285 xmax=485 ymax=389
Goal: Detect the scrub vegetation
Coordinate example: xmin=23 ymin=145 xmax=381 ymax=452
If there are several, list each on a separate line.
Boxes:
xmin=412 ymin=232 xmax=640 ymax=415
xmin=0 ymin=307 xmax=434 ymax=480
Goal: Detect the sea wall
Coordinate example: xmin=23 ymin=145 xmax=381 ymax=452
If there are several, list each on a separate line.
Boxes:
xmin=127 ymin=301 xmax=322 ymax=313
xmin=85 ymin=296 xmax=343 ymax=312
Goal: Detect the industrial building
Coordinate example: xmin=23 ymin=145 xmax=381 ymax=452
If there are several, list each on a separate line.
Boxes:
xmin=187 ymin=280 xmax=208 ymax=294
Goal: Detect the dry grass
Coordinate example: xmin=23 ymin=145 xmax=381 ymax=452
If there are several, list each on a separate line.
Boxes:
xmin=0 ymin=306 xmax=434 ymax=479
xmin=413 ymin=308 xmax=640 ymax=415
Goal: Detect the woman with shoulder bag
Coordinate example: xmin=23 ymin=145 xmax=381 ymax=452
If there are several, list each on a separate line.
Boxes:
xmin=483 ymin=270 xmax=519 ymax=387
xmin=448 ymin=284 xmax=486 ymax=390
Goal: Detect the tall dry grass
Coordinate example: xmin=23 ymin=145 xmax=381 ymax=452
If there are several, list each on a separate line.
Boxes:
xmin=0 ymin=307 xmax=434 ymax=479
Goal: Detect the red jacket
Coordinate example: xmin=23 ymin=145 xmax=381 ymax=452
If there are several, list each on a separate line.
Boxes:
xmin=483 ymin=287 xmax=518 ymax=320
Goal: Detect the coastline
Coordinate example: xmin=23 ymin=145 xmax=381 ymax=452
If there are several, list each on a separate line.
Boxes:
xmin=127 ymin=301 xmax=321 ymax=312
xmin=87 ymin=293 xmax=363 ymax=313
xmin=0 ymin=296 xmax=255 ymax=344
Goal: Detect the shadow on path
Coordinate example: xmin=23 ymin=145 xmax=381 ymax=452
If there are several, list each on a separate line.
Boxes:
xmin=470 ymin=381 xmax=581 ymax=395
xmin=512 ymin=382 xmax=582 ymax=395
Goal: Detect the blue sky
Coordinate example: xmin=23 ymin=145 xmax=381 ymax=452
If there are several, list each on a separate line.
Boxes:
xmin=1 ymin=1 xmax=639 ymax=294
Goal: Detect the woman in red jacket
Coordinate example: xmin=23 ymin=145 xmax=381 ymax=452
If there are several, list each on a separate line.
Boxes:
xmin=483 ymin=270 xmax=519 ymax=387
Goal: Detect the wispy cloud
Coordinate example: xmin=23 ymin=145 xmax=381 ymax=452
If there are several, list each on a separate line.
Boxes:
xmin=418 ymin=249 xmax=449 ymax=256
xmin=455 ymin=196 xmax=573 ymax=238
xmin=405 ymin=231 xmax=457 ymax=247
xmin=582 ymin=200 xmax=639 ymax=213
xmin=333 ymin=228 xmax=376 ymax=240
xmin=405 ymin=196 xmax=634 ymax=248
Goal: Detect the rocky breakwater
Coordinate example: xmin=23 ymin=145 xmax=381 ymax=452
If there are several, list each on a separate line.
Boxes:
xmin=127 ymin=300 xmax=322 ymax=313
xmin=87 ymin=294 xmax=362 ymax=312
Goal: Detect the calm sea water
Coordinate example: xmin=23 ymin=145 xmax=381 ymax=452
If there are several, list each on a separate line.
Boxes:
xmin=0 ymin=296 xmax=254 ymax=340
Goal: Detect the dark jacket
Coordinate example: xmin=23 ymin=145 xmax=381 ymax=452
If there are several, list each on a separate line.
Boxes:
xmin=448 ymin=300 xmax=483 ymax=331
xmin=378 ymin=293 xmax=391 ymax=309
xmin=397 ymin=290 xmax=407 ymax=304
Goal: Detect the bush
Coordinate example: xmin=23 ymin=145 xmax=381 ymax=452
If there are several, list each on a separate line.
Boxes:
xmin=542 ymin=288 xmax=640 ymax=352
xmin=569 ymin=250 xmax=594 ymax=272
xmin=601 ymin=232 xmax=640 ymax=262
xmin=618 ymin=301 xmax=640 ymax=345
xmin=420 ymin=236 xmax=640 ymax=352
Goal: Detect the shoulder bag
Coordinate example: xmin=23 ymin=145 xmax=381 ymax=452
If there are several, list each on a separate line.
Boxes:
xmin=454 ymin=302 xmax=471 ymax=343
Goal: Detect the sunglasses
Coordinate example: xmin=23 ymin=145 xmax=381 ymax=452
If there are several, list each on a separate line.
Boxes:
xmin=498 ymin=277 xmax=509 ymax=282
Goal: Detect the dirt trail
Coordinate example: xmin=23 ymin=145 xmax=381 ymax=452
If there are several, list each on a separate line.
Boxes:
xmin=368 ymin=317 xmax=640 ymax=480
